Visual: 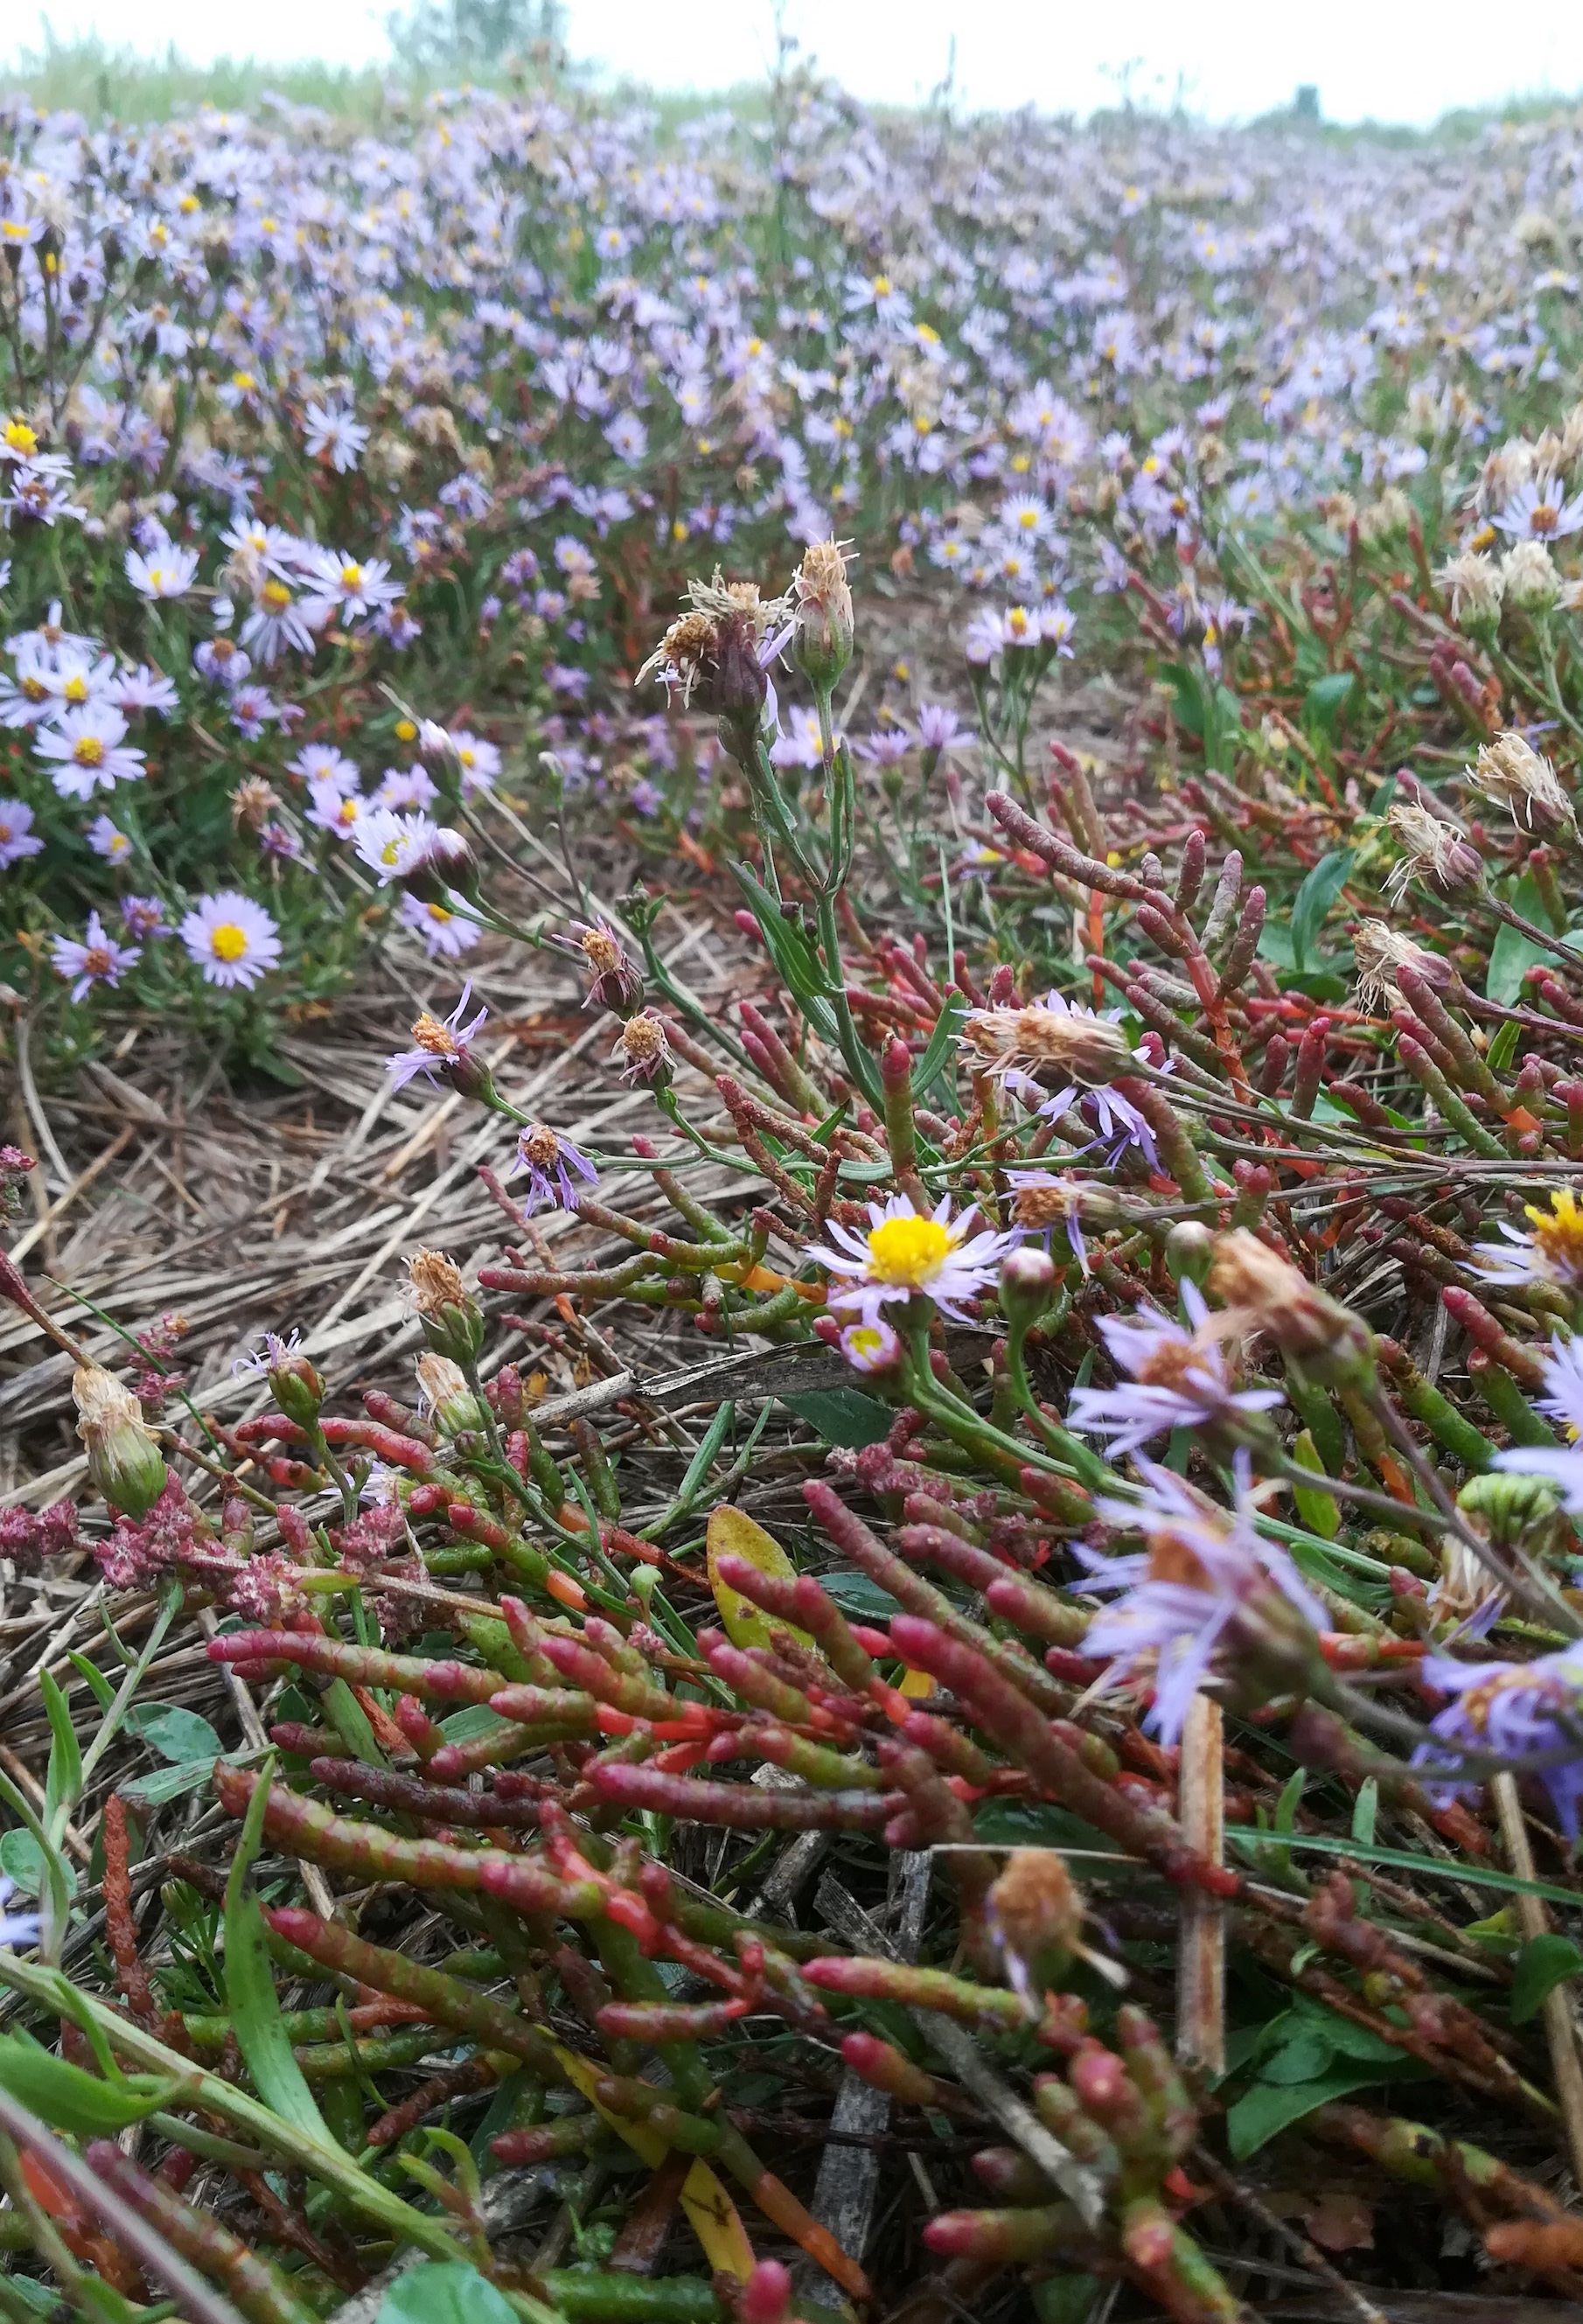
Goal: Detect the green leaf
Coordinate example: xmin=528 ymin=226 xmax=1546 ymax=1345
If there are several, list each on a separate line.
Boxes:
xmin=778 ymin=1387 xmax=893 ymax=1448
xmin=817 ymin=1570 xmax=904 ymax=1621
xmin=1227 ymin=2056 xmax=1431 ymax=2158
xmin=1303 ymin=672 xmax=1355 ymax=736
xmin=39 ymin=1670 xmax=82 ymax=1827
xmin=224 ymin=1760 xmax=335 ymax=2148
xmin=375 ymin=2264 xmax=517 ymax=2324
xmin=1259 ymin=2032 xmax=1335 ymax=2085
xmin=0 ymin=1832 xmax=45 ymax=1897
xmin=1290 ymin=849 xmax=1354 ymax=973
xmin=125 ymin=1705 xmax=224 ymax=1765
xmin=1488 ymin=871 xmax=1553 ymax=1006
xmin=1510 ymin=1933 xmax=1583 ymax=2024
xmin=0 ymin=2033 xmax=178 ymax=2139
xmin=913 ymin=995 xmax=966 ymax=1106
xmin=436 ymin=1705 xmax=517 ymax=1746
xmin=1486 ymin=1016 xmax=1521 ymax=1075
xmin=122 ymin=1755 xmax=243 ymax=1811
xmin=65 ymin=1652 xmax=117 ymax=1715
xmin=1161 ymin=661 xmax=1205 ymax=741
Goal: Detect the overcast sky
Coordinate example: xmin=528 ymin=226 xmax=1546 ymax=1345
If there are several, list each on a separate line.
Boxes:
xmin=7 ymin=0 xmax=1583 ymax=128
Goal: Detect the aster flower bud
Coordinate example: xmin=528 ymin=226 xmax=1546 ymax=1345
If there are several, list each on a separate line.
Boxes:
xmin=415 ymin=1352 xmax=487 ymax=1436
xmin=790 ymin=538 xmax=854 ymax=694
xmin=999 ymin=1245 xmax=1057 ymax=1331
xmin=268 ymin=1349 xmax=326 ymax=1429
xmin=1435 ymin=550 xmax=1503 ymax=636
xmin=408 ymin=1248 xmax=485 ymax=1365
xmin=1500 ymin=540 xmax=1560 ymax=611
xmin=73 ymin=1364 xmax=168 ymax=1518
xmin=1204 ymin=1229 xmax=1372 ymax=1380
xmin=1164 ymin=1219 xmax=1213 ymax=1285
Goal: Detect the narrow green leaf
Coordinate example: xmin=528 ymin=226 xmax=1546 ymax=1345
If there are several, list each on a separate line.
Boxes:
xmin=0 ymin=2033 xmax=178 ymax=2138
xmin=1485 ymin=1016 xmax=1521 ymax=1076
xmin=65 ymin=1652 xmax=118 ymax=1715
xmin=1224 ymin=1825 xmax=1583 ymax=1912
xmin=39 ymin=1670 xmax=82 ymax=1827
xmin=223 ymin=1759 xmax=335 ymax=2148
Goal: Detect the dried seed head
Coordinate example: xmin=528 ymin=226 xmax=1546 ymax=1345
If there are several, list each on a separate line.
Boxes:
xmin=73 ymin=1364 xmax=167 ymax=1518
xmin=1204 ymin=1229 xmax=1372 ymax=1378
xmin=611 ymin=1008 xmax=672 ymax=1087
xmin=1467 ymin=729 xmax=1573 ymax=834
xmin=1435 ymin=550 xmax=1503 ymax=630
xmin=635 ymin=568 xmax=791 ymax=714
xmin=1352 ymin=920 xmax=1455 ymax=1015
xmin=1500 ymin=539 xmax=1560 ymax=610
xmin=960 ymin=999 xmax=1132 ymax=1089
xmin=1382 ymin=800 xmax=1483 ymax=904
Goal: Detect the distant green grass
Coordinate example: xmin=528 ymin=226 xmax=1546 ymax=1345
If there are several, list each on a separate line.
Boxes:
xmin=3 ymin=33 xmax=1582 ymax=140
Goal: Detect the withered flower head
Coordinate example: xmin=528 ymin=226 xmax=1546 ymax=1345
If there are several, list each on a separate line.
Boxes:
xmin=987 ymin=1849 xmax=1084 ymax=2009
xmin=1435 ymin=549 xmax=1503 ymax=629
xmin=1466 ymin=729 xmax=1573 ymax=834
xmin=415 ymin=1351 xmax=485 ymax=1435
xmin=574 ymin=918 xmax=644 ymax=1017
xmin=635 ymin=568 xmax=791 ymax=715
xmin=1382 ymin=800 xmax=1483 ymax=904
xmin=959 ymin=997 xmax=1133 ymax=1090
xmin=1352 ymin=920 xmax=1455 ymax=1015
xmin=73 ymin=1364 xmax=167 ymax=1518
xmin=230 ymin=776 xmax=280 ymax=831
xmin=408 ymin=1248 xmax=485 ymax=1365
xmin=1203 ymin=1229 xmax=1372 ymax=1377
xmin=791 ymin=537 xmax=855 ymax=690
xmin=408 ymin=1247 xmax=467 ymax=1316
xmin=611 ymin=1008 xmax=672 ymax=1087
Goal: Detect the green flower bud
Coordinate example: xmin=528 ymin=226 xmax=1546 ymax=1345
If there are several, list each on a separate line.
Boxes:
xmin=408 ymin=1248 xmax=485 ymax=1365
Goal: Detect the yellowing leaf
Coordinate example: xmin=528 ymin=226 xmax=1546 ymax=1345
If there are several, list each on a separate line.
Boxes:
xmin=706 ymin=1504 xmax=812 ymax=1651
xmin=552 ymin=2042 xmax=755 ymax=2281
xmin=898 ymin=1665 xmax=936 ymax=1699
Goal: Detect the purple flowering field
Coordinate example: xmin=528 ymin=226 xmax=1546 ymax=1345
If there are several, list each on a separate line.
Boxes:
xmin=8 ymin=45 xmax=1583 ymax=2324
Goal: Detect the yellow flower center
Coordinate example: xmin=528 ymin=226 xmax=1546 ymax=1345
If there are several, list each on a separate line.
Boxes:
xmin=62 ymin=675 xmax=87 ymax=702
xmin=426 ymin=904 xmax=451 ymax=923
xmin=262 ymin=580 xmax=291 ymax=611
xmin=1017 ymin=508 xmax=1038 ymax=528
xmin=3 ymin=419 xmax=37 ymax=453
xmin=845 ymin=1325 xmax=891 ymax=1362
xmin=864 ymin=1216 xmax=952 ymax=1287
xmin=1524 ymin=1190 xmax=1583 ymax=1282
xmin=872 ymin=274 xmax=891 ymax=296
xmin=73 ymin=736 xmax=106 ymax=767
xmin=210 ymin=924 xmax=248 ymax=961
xmin=458 ymin=747 xmax=475 ymax=767
xmin=380 ymin=837 xmax=402 ymax=864
xmin=1531 ymin=504 xmax=1559 ymax=534
xmin=340 ymin=562 xmax=363 ymax=588
xmin=413 ymin=1011 xmax=458 ymax=1056
xmin=233 ymin=370 xmax=256 ymax=391
xmin=394 ymin=718 xmax=417 ymax=742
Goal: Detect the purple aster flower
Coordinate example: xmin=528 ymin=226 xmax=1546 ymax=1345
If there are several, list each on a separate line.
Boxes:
xmin=508 ymin=1121 xmax=597 ymax=1211
xmin=914 ymin=701 xmax=973 ymax=757
xmin=51 ymin=911 xmax=142 ymax=1001
xmin=1414 ymin=1642 xmax=1583 ymax=1837
xmin=121 ymin=895 xmax=171 ymax=939
xmin=1068 ymin=1279 xmax=1285 ymax=1460
xmin=1077 ymin=1450 xmax=1327 ymax=1745
xmin=387 ymin=982 xmax=489 ymax=1090
xmin=839 ymin=1320 xmax=902 ymax=1376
